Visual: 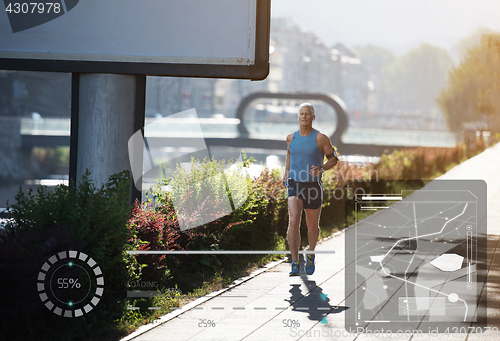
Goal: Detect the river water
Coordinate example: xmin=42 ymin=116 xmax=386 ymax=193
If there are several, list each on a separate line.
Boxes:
xmin=2 ymin=120 xmax=457 ymax=209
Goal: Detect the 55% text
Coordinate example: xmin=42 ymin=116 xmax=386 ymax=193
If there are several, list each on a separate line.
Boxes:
xmin=58 ymin=278 xmax=81 ymax=289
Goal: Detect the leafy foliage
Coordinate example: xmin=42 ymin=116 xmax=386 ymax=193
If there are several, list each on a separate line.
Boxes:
xmin=379 ymin=43 xmax=453 ymax=113
xmin=353 ymin=44 xmax=395 ymax=89
xmin=439 ymin=33 xmax=500 ymax=132
xmin=374 ymin=145 xmax=466 ymax=180
xmin=0 ymin=170 xmax=133 ymax=340
xmin=128 ymin=155 xmax=288 ymax=292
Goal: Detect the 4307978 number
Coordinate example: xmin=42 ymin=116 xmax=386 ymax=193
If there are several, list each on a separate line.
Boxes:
xmin=5 ymin=2 xmax=61 ymax=14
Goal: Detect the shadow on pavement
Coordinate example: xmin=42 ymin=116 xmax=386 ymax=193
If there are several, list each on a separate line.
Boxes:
xmin=286 ymin=279 xmax=348 ymax=323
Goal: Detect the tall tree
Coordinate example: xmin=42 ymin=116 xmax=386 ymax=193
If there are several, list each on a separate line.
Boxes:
xmin=438 ymin=34 xmax=500 ymax=132
xmin=378 ymin=44 xmax=453 ymax=115
xmin=453 ymin=28 xmax=495 ymax=61
xmin=353 ymin=44 xmax=395 ymax=76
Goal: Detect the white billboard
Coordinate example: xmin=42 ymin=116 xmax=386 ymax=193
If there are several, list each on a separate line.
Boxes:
xmin=0 ymin=0 xmax=270 ymax=79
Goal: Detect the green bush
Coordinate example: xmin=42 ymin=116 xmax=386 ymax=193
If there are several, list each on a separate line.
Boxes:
xmin=374 ymin=144 xmax=467 ymax=180
xmin=128 ymin=156 xmax=288 ymax=293
xmin=0 ymin=170 xmax=133 ymax=340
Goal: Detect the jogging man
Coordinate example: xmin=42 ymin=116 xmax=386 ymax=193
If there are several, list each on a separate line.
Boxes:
xmin=282 ymin=103 xmax=338 ymax=276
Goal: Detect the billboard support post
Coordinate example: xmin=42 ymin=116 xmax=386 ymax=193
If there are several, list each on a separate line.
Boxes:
xmin=69 ymin=72 xmax=80 ymax=187
xmin=71 ymin=73 xmax=145 ymax=198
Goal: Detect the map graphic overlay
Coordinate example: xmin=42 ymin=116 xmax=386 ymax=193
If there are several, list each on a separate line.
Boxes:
xmin=346 ymin=180 xmax=487 ymax=332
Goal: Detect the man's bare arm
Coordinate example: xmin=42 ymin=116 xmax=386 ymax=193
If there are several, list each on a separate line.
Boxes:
xmin=310 ymin=133 xmax=338 ymax=176
xmin=282 ymin=133 xmax=293 ymax=186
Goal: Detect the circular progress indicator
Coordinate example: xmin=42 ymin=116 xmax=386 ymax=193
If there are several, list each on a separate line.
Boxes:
xmin=37 ymin=250 xmax=104 ymax=318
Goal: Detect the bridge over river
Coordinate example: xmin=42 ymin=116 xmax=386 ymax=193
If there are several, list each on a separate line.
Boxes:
xmin=21 ymin=116 xmax=456 ymax=157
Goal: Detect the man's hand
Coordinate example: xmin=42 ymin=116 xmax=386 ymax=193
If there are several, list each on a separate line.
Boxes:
xmin=282 ymin=174 xmax=288 ymax=187
xmin=310 ymin=166 xmax=323 ymax=177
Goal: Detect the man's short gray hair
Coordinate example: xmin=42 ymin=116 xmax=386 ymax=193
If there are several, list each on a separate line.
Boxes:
xmin=299 ymin=102 xmax=314 ymax=115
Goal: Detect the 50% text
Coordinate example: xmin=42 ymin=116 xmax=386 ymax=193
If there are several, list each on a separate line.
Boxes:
xmin=283 ymin=319 xmax=300 ymax=328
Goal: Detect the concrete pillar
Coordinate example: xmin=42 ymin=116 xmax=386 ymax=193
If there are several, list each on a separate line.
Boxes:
xmin=76 ymin=74 xmax=137 ymax=187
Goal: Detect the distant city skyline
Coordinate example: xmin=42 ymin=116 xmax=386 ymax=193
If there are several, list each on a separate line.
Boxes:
xmin=272 ymin=0 xmax=500 ymax=55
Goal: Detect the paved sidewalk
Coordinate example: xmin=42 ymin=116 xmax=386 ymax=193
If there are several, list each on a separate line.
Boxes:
xmin=123 ymin=143 xmax=500 ymax=341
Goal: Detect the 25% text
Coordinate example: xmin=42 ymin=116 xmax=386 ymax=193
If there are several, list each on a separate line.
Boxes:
xmin=198 ymin=319 xmax=216 ymax=327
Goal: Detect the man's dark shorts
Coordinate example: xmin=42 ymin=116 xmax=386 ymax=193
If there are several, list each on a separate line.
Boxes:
xmin=287 ymin=178 xmax=323 ymax=209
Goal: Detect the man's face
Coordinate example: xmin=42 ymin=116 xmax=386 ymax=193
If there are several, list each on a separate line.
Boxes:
xmin=298 ymin=106 xmax=315 ymax=126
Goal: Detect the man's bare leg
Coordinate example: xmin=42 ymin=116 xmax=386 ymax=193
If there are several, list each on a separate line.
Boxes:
xmin=304 ymin=207 xmax=321 ymax=275
xmin=305 ymin=207 xmax=321 ymax=251
xmin=287 ymin=196 xmax=303 ymax=263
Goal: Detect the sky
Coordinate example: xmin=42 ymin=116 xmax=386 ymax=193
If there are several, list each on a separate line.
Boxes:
xmin=271 ymin=0 xmax=500 ymax=54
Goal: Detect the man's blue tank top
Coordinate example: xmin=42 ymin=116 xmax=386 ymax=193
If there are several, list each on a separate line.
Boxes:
xmin=289 ymin=129 xmax=324 ymax=182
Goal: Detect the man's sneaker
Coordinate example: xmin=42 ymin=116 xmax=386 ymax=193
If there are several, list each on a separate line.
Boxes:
xmin=289 ymin=261 xmax=300 ymax=276
xmin=305 ymin=254 xmax=315 ymax=275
